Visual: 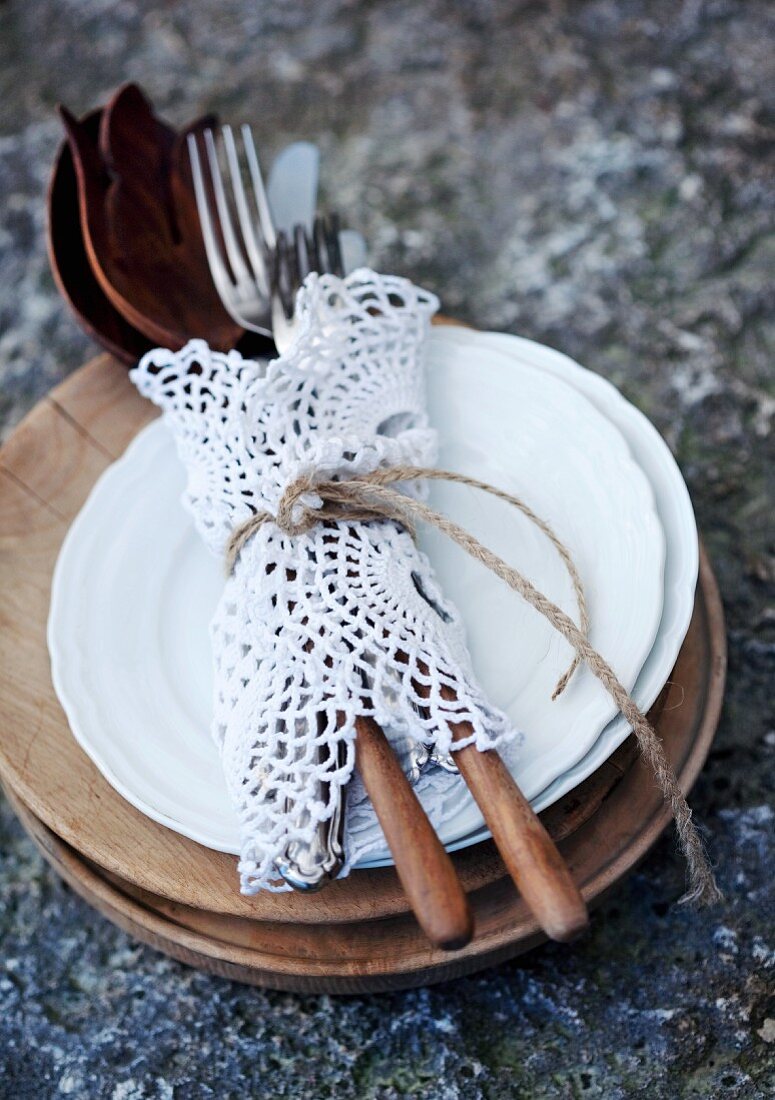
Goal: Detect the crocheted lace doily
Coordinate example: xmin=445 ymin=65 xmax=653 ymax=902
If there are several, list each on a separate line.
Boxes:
xmin=131 ymin=269 xmax=521 ymax=891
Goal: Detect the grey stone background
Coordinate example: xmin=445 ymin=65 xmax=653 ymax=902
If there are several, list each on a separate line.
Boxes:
xmin=1 ymin=0 xmax=773 ymax=1096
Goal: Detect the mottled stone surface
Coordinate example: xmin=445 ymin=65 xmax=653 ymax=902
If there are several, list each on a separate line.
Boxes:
xmin=1 ymin=1 xmax=773 ymax=1096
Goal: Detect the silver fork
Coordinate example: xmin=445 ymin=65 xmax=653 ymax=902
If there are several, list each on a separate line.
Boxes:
xmin=260 ymin=214 xmax=351 ymax=889
xmin=190 ymin=129 xmax=439 ymax=890
xmin=188 ymin=124 xmax=276 ymax=338
xmin=190 ymin=125 xmax=349 ymax=890
xmin=188 ymin=126 xmax=347 ymax=343
xmin=269 ymin=228 xmax=460 ymax=780
xmin=270 ymin=215 xmax=345 ymax=352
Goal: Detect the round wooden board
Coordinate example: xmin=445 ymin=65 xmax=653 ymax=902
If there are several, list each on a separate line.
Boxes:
xmin=0 ymin=353 xmax=636 ymax=921
xmin=3 ymin=551 xmax=723 ymax=992
xmin=0 ymin=357 xmax=726 ymax=989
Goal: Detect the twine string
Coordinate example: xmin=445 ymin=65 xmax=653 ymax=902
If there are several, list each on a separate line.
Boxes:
xmin=225 ymin=465 xmax=722 ymax=906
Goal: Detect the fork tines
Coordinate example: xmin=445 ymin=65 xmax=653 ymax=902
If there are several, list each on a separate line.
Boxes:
xmin=188 ymin=124 xmax=275 ymax=322
xmin=273 ymin=214 xmax=345 ymax=319
xmin=189 ymin=122 xmax=347 ymax=336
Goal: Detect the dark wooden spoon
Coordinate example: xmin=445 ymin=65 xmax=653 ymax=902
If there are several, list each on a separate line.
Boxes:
xmin=59 ymin=83 xmax=242 ymax=351
xmin=49 ymin=103 xmax=273 ymax=365
xmin=47 ymin=108 xmax=153 ymax=366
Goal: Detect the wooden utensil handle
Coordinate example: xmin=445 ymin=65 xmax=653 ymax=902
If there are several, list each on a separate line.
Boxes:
xmin=355 ymin=716 xmax=474 ymax=951
xmin=410 ymin=662 xmax=587 ymax=942
xmin=452 ymin=723 xmax=589 ymax=942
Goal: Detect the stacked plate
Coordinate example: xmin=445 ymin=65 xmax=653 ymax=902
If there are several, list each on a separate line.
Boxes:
xmin=47 ymin=326 xmax=699 ymax=870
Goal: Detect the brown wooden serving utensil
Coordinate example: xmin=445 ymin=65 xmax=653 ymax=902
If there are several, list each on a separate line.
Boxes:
xmin=47 ymin=107 xmax=155 ymax=366
xmin=59 ymin=83 xmax=242 ymax=351
xmin=354 ymin=715 xmax=474 ymax=950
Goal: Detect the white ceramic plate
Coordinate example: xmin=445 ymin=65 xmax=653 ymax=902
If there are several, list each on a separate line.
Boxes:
xmin=429 ymin=327 xmax=698 ymax=844
xmin=49 ymin=341 xmax=666 ymax=865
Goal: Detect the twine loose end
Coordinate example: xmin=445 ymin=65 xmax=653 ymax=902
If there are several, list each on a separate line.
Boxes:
xmin=678 ymin=878 xmax=724 ymax=907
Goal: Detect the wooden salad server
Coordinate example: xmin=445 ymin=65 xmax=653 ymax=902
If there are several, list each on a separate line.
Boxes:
xmin=47 ymin=107 xmax=155 ymax=366
xmin=354 ymin=715 xmax=474 ymax=951
xmin=59 ymin=83 xmax=242 ymax=350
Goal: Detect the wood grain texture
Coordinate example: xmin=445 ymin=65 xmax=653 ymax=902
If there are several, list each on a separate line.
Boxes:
xmin=47 ymin=105 xmax=274 ymax=367
xmin=0 ymin=355 xmax=635 ymax=922
xmin=453 ymin=736 xmax=588 ymax=942
xmin=355 ymin=716 xmax=474 ymax=949
xmin=59 ymin=85 xmax=241 ymax=351
xmin=47 ymin=107 xmax=154 ymax=366
xmin=3 ymin=561 xmax=724 ymax=992
xmin=420 ymin=676 xmax=589 ymax=943
xmin=0 ymin=355 xmax=726 ymax=986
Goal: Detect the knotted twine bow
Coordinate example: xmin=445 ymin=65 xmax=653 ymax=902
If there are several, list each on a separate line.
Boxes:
xmin=225 ymin=464 xmax=722 ymax=905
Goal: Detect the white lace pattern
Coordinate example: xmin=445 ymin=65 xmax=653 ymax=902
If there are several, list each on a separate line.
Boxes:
xmin=131 ymin=270 xmax=520 ymax=891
